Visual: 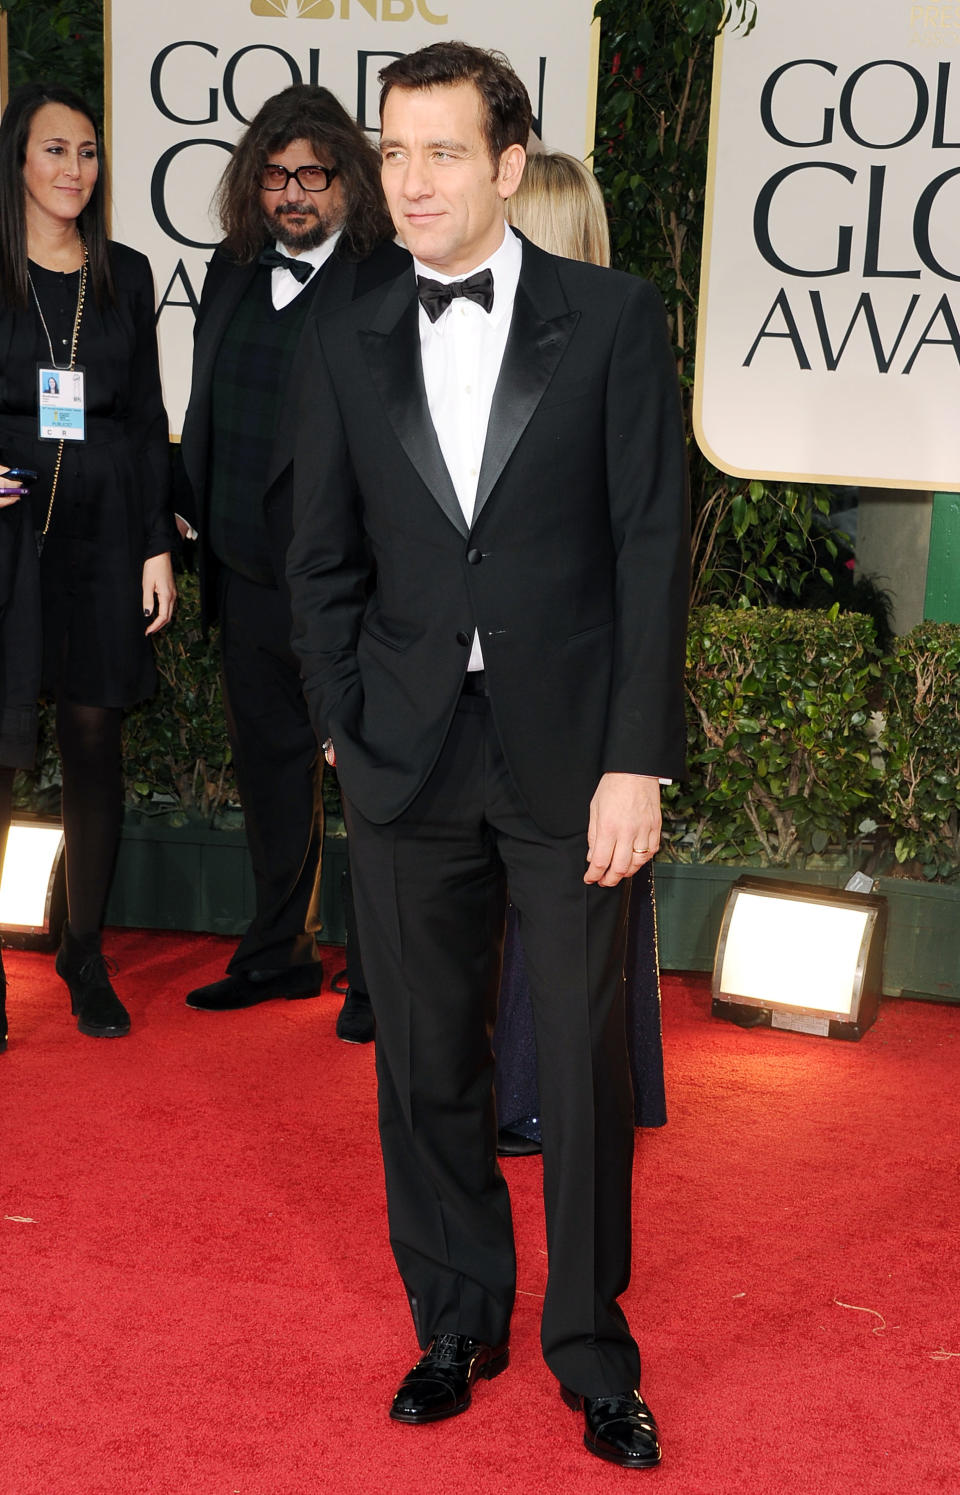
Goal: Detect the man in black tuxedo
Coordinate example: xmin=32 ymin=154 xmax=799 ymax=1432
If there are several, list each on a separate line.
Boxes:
xmin=178 ymin=85 xmax=406 ymax=1025
xmin=287 ymin=44 xmax=688 ymax=1467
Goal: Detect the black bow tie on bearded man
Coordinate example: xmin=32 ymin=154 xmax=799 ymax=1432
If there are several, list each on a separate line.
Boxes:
xmin=258 ymin=248 xmax=315 ymax=284
xmin=416 ymin=268 xmax=495 ymax=323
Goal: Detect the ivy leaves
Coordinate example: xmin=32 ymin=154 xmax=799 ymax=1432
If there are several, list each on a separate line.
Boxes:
xmin=4 ymin=0 xmax=104 ymax=104
xmin=663 ymin=607 xmax=881 ymax=865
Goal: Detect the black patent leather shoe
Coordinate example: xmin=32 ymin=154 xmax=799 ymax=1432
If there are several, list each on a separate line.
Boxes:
xmin=390 ymin=1333 xmax=510 ymax=1423
xmin=185 ymin=965 xmax=323 ymax=1010
xmin=335 ymin=986 xmax=374 ymax=1044
xmin=561 ymin=1385 xmax=662 ymax=1468
xmin=496 ymin=1126 xmax=542 ymax=1157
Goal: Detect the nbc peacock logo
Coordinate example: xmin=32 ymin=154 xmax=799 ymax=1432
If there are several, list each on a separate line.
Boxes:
xmin=250 ymin=0 xmax=332 ymax=16
xmin=250 ymin=0 xmax=448 ymax=17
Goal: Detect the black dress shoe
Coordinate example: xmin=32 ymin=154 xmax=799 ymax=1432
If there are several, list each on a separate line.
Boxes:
xmin=185 ymin=966 xmax=323 ymax=1011
xmin=497 ymin=1126 xmax=542 ymax=1157
xmin=335 ymin=986 xmax=374 ymax=1043
xmin=390 ymin=1333 xmax=510 ymax=1423
xmin=561 ymin=1385 xmax=662 ymax=1468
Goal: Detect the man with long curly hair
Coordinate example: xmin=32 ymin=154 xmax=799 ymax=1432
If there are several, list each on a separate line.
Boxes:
xmin=178 ymin=85 xmax=407 ymax=1023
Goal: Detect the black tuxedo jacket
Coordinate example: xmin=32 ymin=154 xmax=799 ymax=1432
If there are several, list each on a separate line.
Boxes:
xmin=178 ymin=237 xmax=409 ymax=625
xmin=287 ymin=235 xmax=689 ymax=838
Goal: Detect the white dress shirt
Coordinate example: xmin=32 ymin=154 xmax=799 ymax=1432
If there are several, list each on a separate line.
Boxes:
xmin=269 ymin=228 xmax=342 ymax=310
xmin=415 ymin=224 xmax=522 ymax=670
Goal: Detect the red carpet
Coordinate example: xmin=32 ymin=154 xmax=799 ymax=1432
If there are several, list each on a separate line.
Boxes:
xmin=1 ymin=929 xmax=958 ymax=1494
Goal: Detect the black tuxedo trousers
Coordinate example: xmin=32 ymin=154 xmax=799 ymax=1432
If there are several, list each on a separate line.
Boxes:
xmin=218 ymin=568 xmax=322 ymax=972
xmin=344 ymin=691 xmax=641 ymax=1396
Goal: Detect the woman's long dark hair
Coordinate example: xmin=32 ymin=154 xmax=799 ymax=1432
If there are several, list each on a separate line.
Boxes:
xmin=0 ymin=81 xmax=114 ymax=307
xmin=215 ymin=83 xmax=394 ymax=264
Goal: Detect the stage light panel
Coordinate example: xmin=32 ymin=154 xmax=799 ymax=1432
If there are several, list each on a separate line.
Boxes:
xmin=0 ymin=821 xmax=66 ymax=937
xmin=712 ymin=876 xmax=886 ymax=1040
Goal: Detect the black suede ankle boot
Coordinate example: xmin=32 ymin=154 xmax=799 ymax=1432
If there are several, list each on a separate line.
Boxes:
xmin=55 ymin=923 xmax=130 ymax=1038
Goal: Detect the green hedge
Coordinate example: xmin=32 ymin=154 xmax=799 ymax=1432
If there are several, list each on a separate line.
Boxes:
xmin=877 ymin=623 xmax=960 ymax=880
xmin=16 ymin=589 xmax=960 ymax=881
xmin=120 ymin=573 xmax=240 ymax=824
xmin=662 ymin=607 xmax=881 ymax=865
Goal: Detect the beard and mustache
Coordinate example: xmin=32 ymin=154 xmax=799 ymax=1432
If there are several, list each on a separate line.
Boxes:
xmin=264 ymin=198 xmax=344 ymax=252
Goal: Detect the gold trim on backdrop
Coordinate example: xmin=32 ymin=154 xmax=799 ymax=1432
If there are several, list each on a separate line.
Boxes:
xmin=103 ymin=0 xmax=113 ymax=237
xmin=584 ymin=12 xmax=601 ymax=161
xmin=692 ymin=32 xmax=726 ymax=481
xmin=692 ymin=427 xmax=947 ymax=496
xmin=0 ymin=10 xmax=10 ymax=114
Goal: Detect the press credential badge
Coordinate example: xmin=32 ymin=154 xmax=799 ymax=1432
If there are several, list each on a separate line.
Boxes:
xmin=38 ymin=366 xmax=86 ymax=442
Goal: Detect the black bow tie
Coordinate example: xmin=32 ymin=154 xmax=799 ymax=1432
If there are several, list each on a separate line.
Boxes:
xmin=417 ymin=268 xmax=494 ymax=322
xmin=259 ymin=248 xmax=314 ymax=284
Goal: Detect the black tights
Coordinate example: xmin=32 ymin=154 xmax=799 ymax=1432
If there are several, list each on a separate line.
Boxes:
xmin=0 ymin=705 xmax=121 ymax=938
xmin=56 ymin=700 xmax=123 ymax=939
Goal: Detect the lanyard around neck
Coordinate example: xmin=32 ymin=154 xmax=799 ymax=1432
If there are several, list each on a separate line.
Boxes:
xmin=28 ymin=235 xmax=88 ymax=372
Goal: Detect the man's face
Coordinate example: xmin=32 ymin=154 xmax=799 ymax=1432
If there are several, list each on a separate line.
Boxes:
xmin=259 ymin=137 xmax=346 ymax=255
xmin=380 ymin=82 xmax=524 ymax=276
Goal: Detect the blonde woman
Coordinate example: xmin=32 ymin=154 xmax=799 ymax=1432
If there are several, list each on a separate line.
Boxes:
xmin=507 ymin=150 xmax=611 ymax=267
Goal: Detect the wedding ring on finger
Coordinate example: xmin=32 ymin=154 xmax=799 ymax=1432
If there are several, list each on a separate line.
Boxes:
xmin=632 ymin=846 xmax=648 ymax=858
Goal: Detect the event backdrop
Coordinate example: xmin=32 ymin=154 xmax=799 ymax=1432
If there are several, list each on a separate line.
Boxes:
xmin=695 ymin=0 xmax=960 ymax=491
xmin=106 ymin=0 xmax=599 ymax=434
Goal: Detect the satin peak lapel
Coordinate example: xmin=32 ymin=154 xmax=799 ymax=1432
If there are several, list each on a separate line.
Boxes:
xmin=473 ymin=287 xmax=579 ymax=526
xmin=359 ymin=284 xmax=467 ymax=539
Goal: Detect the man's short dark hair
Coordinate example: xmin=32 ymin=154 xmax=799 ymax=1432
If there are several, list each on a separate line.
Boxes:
xmin=379 ymin=42 xmax=533 ymax=169
xmin=215 ymin=83 xmax=393 ymax=263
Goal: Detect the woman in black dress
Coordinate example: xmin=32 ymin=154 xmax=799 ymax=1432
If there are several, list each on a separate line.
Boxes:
xmin=0 ymin=83 xmax=176 ymax=1048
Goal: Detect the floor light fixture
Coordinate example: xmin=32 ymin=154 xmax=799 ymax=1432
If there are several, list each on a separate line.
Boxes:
xmin=0 ymin=818 xmax=67 ymax=950
xmin=712 ymin=875 xmax=887 ymax=1040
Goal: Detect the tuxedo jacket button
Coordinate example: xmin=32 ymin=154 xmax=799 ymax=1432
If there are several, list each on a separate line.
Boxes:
xmin=466 ymin=548 xmax=483 ymax=565
xmin=455 ymin=630 xmax=471 ymax=646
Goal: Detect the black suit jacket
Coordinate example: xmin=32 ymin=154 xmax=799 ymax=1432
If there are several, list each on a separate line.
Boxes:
xmin=178 ymin=237 xmax=409 ymax=624
xmin=287 ymin=235 xmax=689 ymax=838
